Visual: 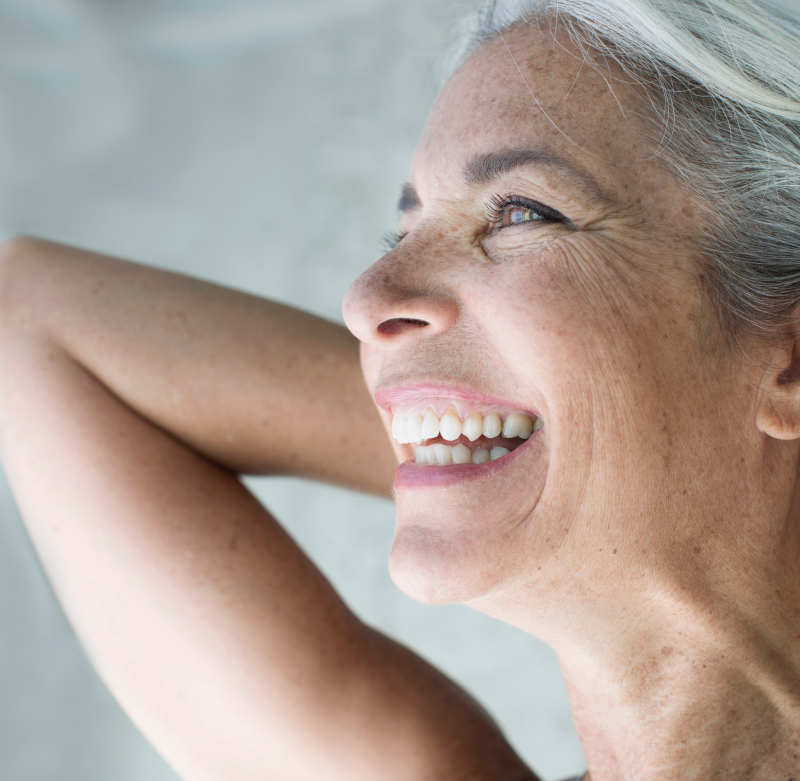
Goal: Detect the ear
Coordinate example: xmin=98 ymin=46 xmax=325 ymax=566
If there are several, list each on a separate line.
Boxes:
xmin=756 ymin=331 xmax=800 ymax=440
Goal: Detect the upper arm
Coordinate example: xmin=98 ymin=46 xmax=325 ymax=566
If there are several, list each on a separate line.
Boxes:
xmin=0 ymin=238 xmax=538 ymax=781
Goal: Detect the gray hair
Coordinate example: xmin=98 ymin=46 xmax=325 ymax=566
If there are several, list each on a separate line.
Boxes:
xmin=450 ymin=0 xmax=800 ymax=346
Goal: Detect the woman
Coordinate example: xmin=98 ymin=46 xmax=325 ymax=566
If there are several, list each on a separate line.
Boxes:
xmin=1 ymin=0 xmax=799 ymax=777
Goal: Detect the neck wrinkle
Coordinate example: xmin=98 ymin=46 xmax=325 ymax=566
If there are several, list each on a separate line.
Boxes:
xmin=555 ymin=594 xmax=800 ymax=781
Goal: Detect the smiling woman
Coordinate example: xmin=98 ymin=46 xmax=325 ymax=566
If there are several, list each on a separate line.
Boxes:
xmin=1 ymin=0 xmax=800 ymax=780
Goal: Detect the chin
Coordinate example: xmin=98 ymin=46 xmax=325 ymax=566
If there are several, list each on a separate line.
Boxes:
xmin=387 ymin=522 xmax=503 ymax=606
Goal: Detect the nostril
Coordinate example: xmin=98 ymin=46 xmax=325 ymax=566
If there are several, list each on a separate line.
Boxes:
xmin=377 ymin=317 xmax=430 ymax=336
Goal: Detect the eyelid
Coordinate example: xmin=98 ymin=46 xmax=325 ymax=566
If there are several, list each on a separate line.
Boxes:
xmin=485 ymin=193 xmax=569 ymax=228
xmin=383 ymin=194 xmax=569 ymax=252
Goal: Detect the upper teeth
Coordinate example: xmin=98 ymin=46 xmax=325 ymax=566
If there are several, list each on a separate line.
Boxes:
xmin=391 ymin=406 xmax=541 ymax=445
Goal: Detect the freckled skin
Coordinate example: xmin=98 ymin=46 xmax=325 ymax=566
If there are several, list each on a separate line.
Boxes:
xmin=2 ymin=18 xmax=800 ymax=781
xmin=344 ymin=24 xmax=800 ymax=781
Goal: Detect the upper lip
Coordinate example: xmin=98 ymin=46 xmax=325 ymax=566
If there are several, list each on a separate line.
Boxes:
xmin=374 ymin=381 xmax=536 ymax=415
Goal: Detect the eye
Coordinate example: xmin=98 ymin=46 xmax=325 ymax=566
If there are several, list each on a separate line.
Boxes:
xmin=382 ymin=230 xmax=408 ymax=251
xmin=485 ymin=194 xmax=568 ymax=230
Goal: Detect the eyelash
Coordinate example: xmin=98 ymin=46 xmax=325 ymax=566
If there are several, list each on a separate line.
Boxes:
xmin=382 ymin=230 xmax=408 ymax=251
xmin=485 ymin=193 xmax=567 ymax=228
xmin=382 ymin=194 xmax=567 ymax=251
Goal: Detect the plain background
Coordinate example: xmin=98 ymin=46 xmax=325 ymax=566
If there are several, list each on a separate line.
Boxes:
xmin=0 ymin=0 xmax=587 ymax=778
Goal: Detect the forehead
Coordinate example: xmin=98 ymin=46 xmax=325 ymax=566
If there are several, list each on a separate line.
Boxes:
xmin=411 ymin=23 xmax=657 ymax=201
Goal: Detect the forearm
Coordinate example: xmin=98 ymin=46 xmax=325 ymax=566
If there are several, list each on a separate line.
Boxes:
xmin=0 ymin=237 xmax=395 ymax=495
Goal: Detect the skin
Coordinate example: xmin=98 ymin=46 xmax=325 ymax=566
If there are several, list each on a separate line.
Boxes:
xmin=343 ymin=23 xmax=800 ymax=780
xmin=0 ymin=237 xmax=542 ymax=781
xmin=0 ymin=18 xmax=798 ymax=781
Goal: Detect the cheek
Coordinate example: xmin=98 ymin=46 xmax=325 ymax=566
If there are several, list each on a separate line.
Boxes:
xmin=471 ymin=239 xmax=700 ymax=396
xmin=467 ymin=245 xmax=710 ymax=497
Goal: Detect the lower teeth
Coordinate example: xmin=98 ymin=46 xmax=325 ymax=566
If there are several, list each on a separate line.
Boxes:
xmin=415 ymin=444 xmax=512 ymax=466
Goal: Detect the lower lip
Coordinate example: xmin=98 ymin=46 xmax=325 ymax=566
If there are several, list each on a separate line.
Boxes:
xmin=394 ymin=435 xmax=536 ymax=490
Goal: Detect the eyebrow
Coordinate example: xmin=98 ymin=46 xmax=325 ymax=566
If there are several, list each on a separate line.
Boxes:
xmin=397 ymin=182 xmax=422 ymax=212
xmin=466 ymin=147 xmax=614 ymax=206
xmin=397 ymin=147 xmax=614 ymax=213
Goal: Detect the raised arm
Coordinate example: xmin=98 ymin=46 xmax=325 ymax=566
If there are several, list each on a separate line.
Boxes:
xmin=0 ymin=238 xmax=535 ymax=781
xmin=0 ymin=237 xmax=395 ymax=492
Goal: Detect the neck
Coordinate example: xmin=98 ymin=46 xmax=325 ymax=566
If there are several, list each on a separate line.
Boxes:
xmin=473 ymin=532 xmax=800 ymax=780
xmin=552 ymin=477 xmax=800 ymax=780
xmin=561 ymin=613 xmax=800 ymax=781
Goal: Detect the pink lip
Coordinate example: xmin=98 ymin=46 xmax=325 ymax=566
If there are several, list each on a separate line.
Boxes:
xmin=376 ymin=381 xmax=544 ymax=490
xmin=374 ymin=382 xmax=537 ymax=415
xmin=394 ymin=434 xmax=537 ymax=490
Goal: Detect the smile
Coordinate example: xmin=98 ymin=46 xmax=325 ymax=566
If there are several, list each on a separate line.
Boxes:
xmin=390 ymin=398 xmax=543 ymax=467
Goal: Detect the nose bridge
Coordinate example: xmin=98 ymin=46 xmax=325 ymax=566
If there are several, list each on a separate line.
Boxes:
xmin=342 ymin=232 xmax=460 ymax=351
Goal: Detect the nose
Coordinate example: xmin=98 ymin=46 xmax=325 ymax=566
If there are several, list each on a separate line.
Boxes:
xmin=342 ymin=246 xmax=459 ymax=351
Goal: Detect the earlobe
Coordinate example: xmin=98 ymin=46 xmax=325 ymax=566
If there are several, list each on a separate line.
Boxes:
xmin=756 ymin=393 xmax=800 ymax=440
xmin=756 ymin=341 xmax=800 ymax=440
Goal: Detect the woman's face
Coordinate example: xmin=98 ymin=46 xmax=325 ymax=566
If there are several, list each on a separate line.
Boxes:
xmin=343 ymin=24 xmax=770 ymax=631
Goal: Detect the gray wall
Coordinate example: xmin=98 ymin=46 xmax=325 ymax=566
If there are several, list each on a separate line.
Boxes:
xmin=0 ymin=1 xmax=586 ymax=778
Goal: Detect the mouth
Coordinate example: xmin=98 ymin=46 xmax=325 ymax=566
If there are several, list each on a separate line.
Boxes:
xmin=392 ymin=401 xmax=541 ymax=465
xmin=376 ymin=384 xmax=543 ymax=472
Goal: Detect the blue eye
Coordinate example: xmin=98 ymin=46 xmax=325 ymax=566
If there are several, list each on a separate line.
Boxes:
xmin=508 ymin=207 xmax=540 ymax=224
xmin=485 ymin=194 xmax=567 ymax=229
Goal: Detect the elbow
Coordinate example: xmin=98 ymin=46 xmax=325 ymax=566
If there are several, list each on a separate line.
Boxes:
xmin=0 ymin=235 xmax=42 ymax=273
xmin=0 ymin=235 xmax=46 ymax=327
xmin=0 ymin=235 xmax=39 ymax=283
xmin=0 ymin=235 xmax=38 ymax=261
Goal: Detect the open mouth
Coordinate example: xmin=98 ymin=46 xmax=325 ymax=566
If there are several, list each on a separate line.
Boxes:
xmin=390 ymin=398 xmax=542 ymax=466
